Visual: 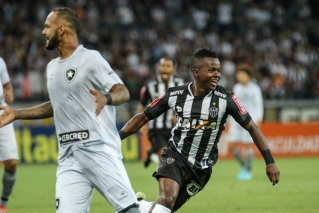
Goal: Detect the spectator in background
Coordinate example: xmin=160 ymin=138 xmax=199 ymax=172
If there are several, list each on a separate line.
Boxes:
xmin=0 ymin=0 xmax=318 ymax=101
xmin=0 ymin=57 xmax=19 ymax=213
xmin=227 ymin=64 xmax=264 ymax=180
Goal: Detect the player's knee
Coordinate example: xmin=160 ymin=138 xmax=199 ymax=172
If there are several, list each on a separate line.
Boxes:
xmin=3 ymin=159 xmax=18 ymax=172
xmin=157 ymin=195 xmax=175 ymax=210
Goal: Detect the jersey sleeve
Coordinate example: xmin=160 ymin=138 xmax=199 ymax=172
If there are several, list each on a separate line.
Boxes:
xmin=144 ymin=91 xmax=170 ymax=120
xmin=139 ymin=85 xmax=151 ymax=106
xmin=227 ymin=92 xmax=252 ymax=127
xmin=89 ymin=51 xmax=123 ymax=93
xmin=0 ymin=58 xmax=10 ymax=85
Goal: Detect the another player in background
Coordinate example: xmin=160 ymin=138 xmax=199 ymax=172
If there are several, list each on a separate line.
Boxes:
xmin=0 ymin=8 xmax=140 ymax=213
xmin=138 ymin=57 xmax=184 ymax=168
xmin=227 ymin=65 xmax=264 ymax=180
xmin=118 ymin=48 xmax=280 ymax=213
xmin=0 ymin=57 xmax=18 ymax=213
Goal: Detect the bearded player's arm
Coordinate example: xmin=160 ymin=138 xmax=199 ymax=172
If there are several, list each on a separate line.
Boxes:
xmin=0 ymin=102 xmax=53 ymax=127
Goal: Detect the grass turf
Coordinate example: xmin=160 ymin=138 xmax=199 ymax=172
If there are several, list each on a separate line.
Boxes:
xmin=2 ymin=157 xmax=318 ymax=213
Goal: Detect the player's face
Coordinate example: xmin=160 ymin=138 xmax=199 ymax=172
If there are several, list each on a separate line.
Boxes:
xmin=42 ymin=12 xmax=60 ymax=50
xmin=236 ymin=70 xmax=250 ymax=85
xmin=158 ymin=59 xmax=175 ymax=83
xmin=194 ymin=57 xmax=221 ymax=91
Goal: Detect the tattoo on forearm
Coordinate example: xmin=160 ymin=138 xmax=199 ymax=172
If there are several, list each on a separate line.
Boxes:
xmin=110 ymin=85 xmax=129 ymax=105
xmin=16 ymin=102 xmax=53 ymax=119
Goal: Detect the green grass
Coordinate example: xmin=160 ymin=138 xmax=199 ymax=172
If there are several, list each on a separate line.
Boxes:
xmin=2 ymin=157 xmax=319 ymax=213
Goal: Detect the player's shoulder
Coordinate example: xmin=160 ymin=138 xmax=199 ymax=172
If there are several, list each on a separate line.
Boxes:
xmin=214 ymin=85 xmax=232 ymax=99
xmin=166 ymin=84 xmax=188 ymax=96
xmin=47 ymin=57 xmax=60 ymax=68
xmin=80 ymin=47 xmax=103 ymax=60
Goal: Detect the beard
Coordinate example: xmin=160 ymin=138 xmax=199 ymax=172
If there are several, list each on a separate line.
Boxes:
xmin=46 ymin=30 xmax=59 ymax=50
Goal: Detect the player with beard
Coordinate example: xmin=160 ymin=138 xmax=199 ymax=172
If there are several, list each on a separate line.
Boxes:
xmin=117 ymin=48 xmax=280 ymax=213
xmin=138 ymin=57 xmax=184 ymax=168
xmin=0 ymin=57 xmax=18 ymax=213
xmin=0 ymin=7 xmax=140 ymax=213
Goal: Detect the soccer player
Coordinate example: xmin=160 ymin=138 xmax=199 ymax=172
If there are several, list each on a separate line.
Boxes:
xmin=0 ymin=8 xmax=140 ymax=213
xmin=0 ymin=57 xmax=18 ymax=213
xmin=227 ymin=65 xmax=264 ymax=180
xmin=118 ymin=48 xmax=280 ymax=213
xmin=138 ymin=57 xmax=184 ymax=168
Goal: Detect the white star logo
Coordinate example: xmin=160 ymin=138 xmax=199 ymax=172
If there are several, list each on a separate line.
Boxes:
xmin=67 ymin=70 xmax=74 ymax=78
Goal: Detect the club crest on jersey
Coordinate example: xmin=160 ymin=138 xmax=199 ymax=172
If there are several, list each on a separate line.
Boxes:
xmin=65 ymin=68 xmax=76 ymax=83
xmin=209 ymin=107 xmax=219 ymax=118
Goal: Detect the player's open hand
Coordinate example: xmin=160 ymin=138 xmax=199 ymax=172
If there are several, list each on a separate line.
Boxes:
xmin=0 ymin=105 xmax=15 ymax=127
xmin=266 ymin=163 xmax=280 ymax=186
xmin=89 ymin=88 xmax=107 ymax=116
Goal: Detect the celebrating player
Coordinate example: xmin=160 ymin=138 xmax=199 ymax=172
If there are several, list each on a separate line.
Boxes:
xmin=119 ymin=48 xmax=280 ymax=213
xmin=0 ymin=7 xmax=140 ymax=213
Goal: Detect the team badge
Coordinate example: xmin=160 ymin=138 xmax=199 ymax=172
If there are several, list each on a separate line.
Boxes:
xmin=65 ymin=68 xmax=76 ymax=83
xmin=166 ymin=157 xmax=175 ymax=164
xmin=209 ymin=106 xmax=219 ymax=118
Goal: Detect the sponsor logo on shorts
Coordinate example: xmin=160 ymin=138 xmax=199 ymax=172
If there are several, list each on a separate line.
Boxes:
xmin=117 ymin=191 xmax=128 ymax=201
xmin=186 ymin=181 xmax=202 ymax=196
xmin=56 ymin=198 xmax=60 ymax=209
xmin=58 ymin=130 xmax=89 ymax=144
xmin=166 ymin=157 xmax=175 ymax=164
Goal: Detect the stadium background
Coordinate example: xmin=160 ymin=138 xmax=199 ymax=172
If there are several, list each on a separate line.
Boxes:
xmin=0 ymin=0 xmax=319 ymax=163
xmin=1 ymin=0 xmax=318 ymax=163
xmin=1 ymin=1 xmax=319 ymax=212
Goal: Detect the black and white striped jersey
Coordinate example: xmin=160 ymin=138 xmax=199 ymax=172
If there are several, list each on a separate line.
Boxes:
xmin=140 ymin=75 xmax=184 ymax=130
xmin=144 ymin=82 xmax=252 ymax=170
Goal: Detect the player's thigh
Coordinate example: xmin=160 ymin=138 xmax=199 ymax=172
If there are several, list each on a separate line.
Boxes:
xmin=172 ymin=168 xmax=211 ymax=212
xmin=74 ymin=146 xmax=137 ymax=212
xmin=56 ymin=159 xmax=94 ymax=213
xmin=0 ymin=123 xmax=18 ymax=161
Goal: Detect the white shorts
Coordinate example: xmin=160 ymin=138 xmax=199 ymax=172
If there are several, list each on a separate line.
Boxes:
xmin=56 ymin=143 xmax=138 ymax=213
xmin=0 ymin=123 xmax=18 ymax=161
xmin=227 ymin=120 xmax=253 ymax=144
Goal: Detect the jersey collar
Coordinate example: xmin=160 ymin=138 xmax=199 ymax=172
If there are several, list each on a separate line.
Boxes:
xmin=187 ymin=82 xmax=213 ymax=97
xmin=58 ymin=45 xmax=83 ymax=62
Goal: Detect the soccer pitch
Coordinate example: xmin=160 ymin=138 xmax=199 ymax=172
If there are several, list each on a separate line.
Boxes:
xmin=3 ymin=157 xmax=319 ymax=213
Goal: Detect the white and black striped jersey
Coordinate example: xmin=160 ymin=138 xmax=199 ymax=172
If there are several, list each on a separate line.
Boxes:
xmin=140 ymin=75 xmax=184 ymax=130
xmin=144 ymin=82 xmax=252 ymax=170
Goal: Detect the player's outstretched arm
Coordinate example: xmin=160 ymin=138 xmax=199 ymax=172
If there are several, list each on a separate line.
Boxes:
xmin=0 ymin=101 xmax=53 ymax=127
xmin=119 ymin=112 xmax=149 ymax=140
xmin=89 ymin=84 xmax=130 ymax=116
xmin=244 ymin=120 xmax=280 ymax=186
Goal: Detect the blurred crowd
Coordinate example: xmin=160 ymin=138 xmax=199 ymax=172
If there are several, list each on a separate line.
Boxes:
xmin=0 ymin=0 xmax=319 ymax=102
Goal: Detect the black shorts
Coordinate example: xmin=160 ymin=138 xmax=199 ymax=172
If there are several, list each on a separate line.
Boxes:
xmin=152 ymin=143 xmax=212 ymax=212
xmin=148 ymin=129 xmax=171 ymax=152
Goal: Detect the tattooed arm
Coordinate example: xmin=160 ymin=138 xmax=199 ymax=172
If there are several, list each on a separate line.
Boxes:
xmin=89 ymin=84 xmax=130 ymax=116
xmin=0 ymin=102 xmax=53 ymax=127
